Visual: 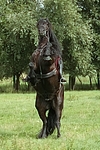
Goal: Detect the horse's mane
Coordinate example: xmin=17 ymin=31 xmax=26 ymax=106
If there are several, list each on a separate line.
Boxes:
xmin=37 ymin=18 xmax=62 ymax=56
xmin=49 ymin=29 xmax=62 ymax=56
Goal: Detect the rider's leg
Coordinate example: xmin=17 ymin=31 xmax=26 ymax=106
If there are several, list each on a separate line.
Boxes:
xmin=58 ymin=59 xmax=66 ymax=82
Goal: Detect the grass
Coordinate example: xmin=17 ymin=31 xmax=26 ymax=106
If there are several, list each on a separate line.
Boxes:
xmin=0 ymin=91 xmax=100 ymax=150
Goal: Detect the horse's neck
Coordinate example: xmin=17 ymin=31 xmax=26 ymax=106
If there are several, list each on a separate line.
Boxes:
xmin=38 ymin=36 xmax=48 ymax=48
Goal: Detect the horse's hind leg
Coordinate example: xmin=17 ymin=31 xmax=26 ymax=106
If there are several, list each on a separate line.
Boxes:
xmin=55 ymin=85 xmax=64 ymax=138
xmin=35 ymin=95 xmax=47 ymax=138
xmin=55 ymin=108 xmax=61 ymax=138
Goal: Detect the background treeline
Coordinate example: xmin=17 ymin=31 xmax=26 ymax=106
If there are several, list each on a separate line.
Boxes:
xmin=0 ymin=0 xmax=100 ymax=91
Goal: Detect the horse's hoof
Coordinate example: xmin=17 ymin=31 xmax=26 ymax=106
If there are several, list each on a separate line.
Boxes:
xmin=37 ymin=134 xmax=47 ymax=139
xmin=36 ymin=130 xmax=42 ymax=139
xmin=57 ymin=134 xmax=61 ymax=138
xmin=37 ymin=131 xmax=47 ymax=139
xmin=36 ymin=134 xmax=41 ymax=139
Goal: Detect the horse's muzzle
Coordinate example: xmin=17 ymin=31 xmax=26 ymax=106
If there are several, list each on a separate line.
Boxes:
xmin=39 ymin=30 xmax=46 ymax=36
xmin=43 ymin=56 xmax=52 ymax=61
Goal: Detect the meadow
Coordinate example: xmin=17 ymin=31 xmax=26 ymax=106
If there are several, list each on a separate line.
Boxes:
xmin=0 ymin=91 xmax=100 ymax=150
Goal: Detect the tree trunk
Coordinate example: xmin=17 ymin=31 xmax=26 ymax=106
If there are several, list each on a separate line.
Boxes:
xmin=69 ymin=75 xmax=76 ymax=90
xmin=97 ymin=71 xmax=100 ymax=89
xmin=13 ymin=74 xmax=16 ymax=89
xmin=15 ymin=73 xmax=20 ymax=91
xmin=89 ymin=76 xmax=93 ymax=89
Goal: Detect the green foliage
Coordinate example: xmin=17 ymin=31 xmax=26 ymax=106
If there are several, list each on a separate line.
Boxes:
xmin=78 ymin=0 xmax=100 ymax=70
xmin=0 ymin=0 xmax=38 ymax=79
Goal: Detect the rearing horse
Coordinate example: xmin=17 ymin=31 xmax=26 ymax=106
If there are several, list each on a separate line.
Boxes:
xmin=27 ymin=18 xmax=64 ymax=138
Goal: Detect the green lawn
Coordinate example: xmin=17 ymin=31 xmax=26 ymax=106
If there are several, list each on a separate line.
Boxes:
xmin=0 ymin=91 xmax=100 ymax=150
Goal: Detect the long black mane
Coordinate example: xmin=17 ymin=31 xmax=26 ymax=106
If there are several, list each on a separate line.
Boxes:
xmin=49 ymin=29 xmax=62 ymax=56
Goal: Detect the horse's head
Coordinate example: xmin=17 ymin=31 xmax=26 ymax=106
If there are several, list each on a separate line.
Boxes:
xmin=37 ymin=19 xmax=53 ymax=60
xmin=37 ymin=18 xmax=50 ymax=37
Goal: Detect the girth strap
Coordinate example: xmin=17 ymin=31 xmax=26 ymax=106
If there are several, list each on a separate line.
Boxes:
xmin=35 ymin=68 xmax=57 ymax=79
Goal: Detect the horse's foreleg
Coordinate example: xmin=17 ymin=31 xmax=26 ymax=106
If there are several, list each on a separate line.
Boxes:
xmin=35 ymin=95 xmax=48 ymax=138
xmin=36 ymin=104 xmax=47 ymax=139
xmin=38 ymin=111 xmax=47 ymax=138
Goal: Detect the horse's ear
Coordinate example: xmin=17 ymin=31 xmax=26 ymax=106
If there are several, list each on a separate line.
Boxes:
xmin=36 ymin=18 xmax=42 ymax=27
xmin=46 ymin=18 xmax=51 ymax=28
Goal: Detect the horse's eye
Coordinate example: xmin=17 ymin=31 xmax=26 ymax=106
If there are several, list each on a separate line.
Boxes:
xmin=43 ymin=20 xmax=47 ymax=24
xmin=43 ymin=22 xmax=46 ymax=25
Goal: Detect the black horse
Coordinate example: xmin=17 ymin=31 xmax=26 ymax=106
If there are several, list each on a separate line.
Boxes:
xmin=27 ymin=18 xmax=64 ymax=138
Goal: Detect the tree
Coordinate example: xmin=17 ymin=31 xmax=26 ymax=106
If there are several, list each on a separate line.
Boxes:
xmin=0 ymin=0 xmax=38 ymax=90
xmin=78 ymin=0 xmax=100 ymax=89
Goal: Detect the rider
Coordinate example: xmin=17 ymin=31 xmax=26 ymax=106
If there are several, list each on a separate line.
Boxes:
xmin=41 ymin=39 xmax=66 ymax=83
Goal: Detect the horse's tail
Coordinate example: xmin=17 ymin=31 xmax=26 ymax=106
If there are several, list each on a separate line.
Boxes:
xmin=46 ymin=108 xmax=56 ymax=136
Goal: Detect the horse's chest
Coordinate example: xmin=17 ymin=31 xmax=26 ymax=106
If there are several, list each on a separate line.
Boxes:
xmin=35 ymin=79 xmax=58 ymax=99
